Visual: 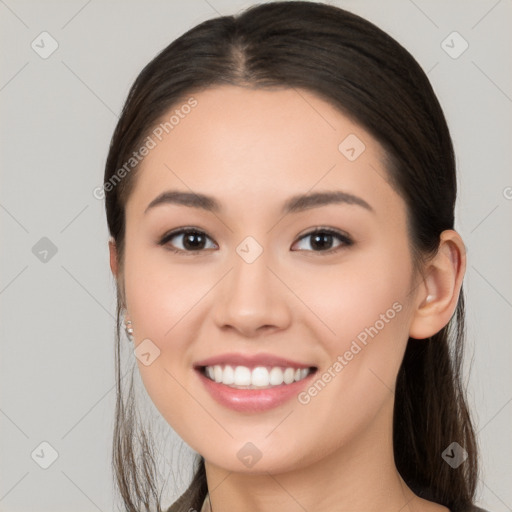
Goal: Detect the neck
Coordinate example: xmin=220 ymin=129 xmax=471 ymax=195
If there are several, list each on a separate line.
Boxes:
xmin=203 ymin=400 xmax=436 ymax=512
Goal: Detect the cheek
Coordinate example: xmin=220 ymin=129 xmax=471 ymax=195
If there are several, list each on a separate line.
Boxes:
xmin=289 ymin=249 xmax=413 ymax=412
xmin=286 ymin=249 xmax=413 ymax=439
xmin=121 ymin=243 xmax=207 ymax=412
xmin=290 ymin=247 xmax=413 ymax=352
xmin=123 ymin=243 xmax=213 ymax=342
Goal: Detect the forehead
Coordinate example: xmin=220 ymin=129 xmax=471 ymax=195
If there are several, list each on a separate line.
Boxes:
xmin=126 ymin=85 xmax=402 ymax=221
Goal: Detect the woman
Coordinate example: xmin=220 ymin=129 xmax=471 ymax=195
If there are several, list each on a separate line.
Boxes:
xmin=102 ymin=2 xmax=487 ymax=511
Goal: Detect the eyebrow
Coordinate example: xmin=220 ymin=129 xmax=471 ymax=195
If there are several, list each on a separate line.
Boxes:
xmin=144 ymin=189 xmax=374 ymax=215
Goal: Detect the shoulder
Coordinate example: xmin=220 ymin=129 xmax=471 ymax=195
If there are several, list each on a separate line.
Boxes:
xmin=410 ymin=483 xmax=491 ymax=512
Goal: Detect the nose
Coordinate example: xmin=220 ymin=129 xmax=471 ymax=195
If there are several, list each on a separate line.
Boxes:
xmin=211 ymin=249 xmax=293 ymax=338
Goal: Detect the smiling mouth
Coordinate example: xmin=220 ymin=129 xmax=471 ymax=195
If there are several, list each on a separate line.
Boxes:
xmin=198 ymin=364 xmax=318 ymax=389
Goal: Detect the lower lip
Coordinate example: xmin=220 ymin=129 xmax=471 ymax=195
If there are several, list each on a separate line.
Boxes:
xmin=196 ymin=368 xmax=316 ymax=413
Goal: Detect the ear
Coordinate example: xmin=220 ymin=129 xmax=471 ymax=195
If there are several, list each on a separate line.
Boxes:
xmin=109 ymin=238 xmax=118 ymax=278
xmin=409 ymin=230 xmax=466 ymax=340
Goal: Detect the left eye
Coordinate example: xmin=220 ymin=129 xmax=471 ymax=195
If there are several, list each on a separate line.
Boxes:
xmin=292 ymin=228 xmax=353 ymax=253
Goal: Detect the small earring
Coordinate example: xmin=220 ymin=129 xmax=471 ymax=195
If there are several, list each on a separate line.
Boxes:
xmin=425 ymin=294 xmax=434 ymax=304
xmin=124 ymin=318 xmax=133 ymax=341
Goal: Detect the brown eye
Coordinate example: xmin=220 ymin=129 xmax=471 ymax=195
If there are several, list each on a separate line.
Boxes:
xmin=159 ymin=228 xmax=217 ymax=254
xmin=292 ymin=228 xmax=353 ymax=253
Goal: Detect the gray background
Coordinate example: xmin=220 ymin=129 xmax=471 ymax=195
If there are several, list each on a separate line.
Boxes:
xmin=1 ymin=0 xmax=511 ymax=511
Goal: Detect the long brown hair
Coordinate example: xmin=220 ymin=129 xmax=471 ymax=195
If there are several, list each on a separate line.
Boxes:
xmin=103 ymin=2 xmax=478 ymax=511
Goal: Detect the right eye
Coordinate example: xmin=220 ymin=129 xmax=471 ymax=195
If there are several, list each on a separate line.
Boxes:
xmin=159 ymin=228 xmax=218 ymax=255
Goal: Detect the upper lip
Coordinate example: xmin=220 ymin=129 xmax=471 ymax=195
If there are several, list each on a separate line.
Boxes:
xmin=194 ymin=352 xmax=316 ymax=370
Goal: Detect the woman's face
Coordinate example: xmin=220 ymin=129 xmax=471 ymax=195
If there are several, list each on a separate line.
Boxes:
xmin=119 ymin=85 xmax=421 ymax=474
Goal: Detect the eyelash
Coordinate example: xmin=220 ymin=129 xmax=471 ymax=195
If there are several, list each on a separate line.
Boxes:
xmin=158 ymin=227 xmax=354 ymax=256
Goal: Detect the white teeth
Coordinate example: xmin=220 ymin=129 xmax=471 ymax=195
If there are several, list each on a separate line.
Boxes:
xmin=222 ymin=364 xmax=234 ymax=385
xmin=234 ymin=366 xmax=252 ymax=386
xmin=251 ymin=366 xmax=269 ymax=387
xmin=283 ymin=367 xmax=295 ymax=384
xmin=269 ymin=367 xmax=284 ymax=386
xmin=203 ymin=364 xmax=313 ymax=388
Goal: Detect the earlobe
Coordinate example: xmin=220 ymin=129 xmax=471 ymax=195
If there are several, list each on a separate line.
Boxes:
xmin=109 ymin=239 xmax=118 ymax=278
xmin=409 ymin=230 xmax=466 ymax=340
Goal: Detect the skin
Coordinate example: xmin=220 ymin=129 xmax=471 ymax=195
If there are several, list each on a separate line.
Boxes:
xmin=109 ymin=85 xmax=465 ymax=512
